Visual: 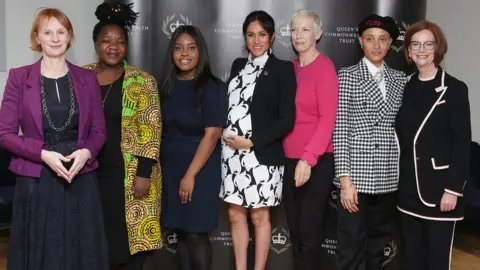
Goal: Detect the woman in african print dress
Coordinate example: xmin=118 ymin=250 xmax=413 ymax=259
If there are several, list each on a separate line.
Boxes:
xmin=83 ymin=3 xmax=162 ymax=270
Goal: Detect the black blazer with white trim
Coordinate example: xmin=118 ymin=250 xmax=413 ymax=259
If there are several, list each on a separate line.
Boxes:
xmin=395 ymin=68 xmax=471 ymax=220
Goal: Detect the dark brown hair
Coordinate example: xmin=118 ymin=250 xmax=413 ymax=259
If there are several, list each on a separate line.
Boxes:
xmin=404 ymin=20 xmax=448 ymax=66
xmin=242 ymin=10 xmax=275 ymax=52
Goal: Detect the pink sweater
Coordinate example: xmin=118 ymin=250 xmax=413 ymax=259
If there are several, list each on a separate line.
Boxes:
xmin=283 ymin=54 xmax=339 ymax=166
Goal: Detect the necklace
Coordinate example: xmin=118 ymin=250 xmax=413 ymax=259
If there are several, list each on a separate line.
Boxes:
xmin=98 ymin=68 xmax=124 ymax=106
xmin=40 ymin=73 xmax=76 ymax=132
xmin=102 ymin=82 xmax=115 ymax=106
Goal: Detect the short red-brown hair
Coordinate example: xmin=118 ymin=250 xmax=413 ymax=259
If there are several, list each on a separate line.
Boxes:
xmin=30 ymin=8 xmax=74 ymax=52
xmin=404 ymin=20 xmax=448 ymax=66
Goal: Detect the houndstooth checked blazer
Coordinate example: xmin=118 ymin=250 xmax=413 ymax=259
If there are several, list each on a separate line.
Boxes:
xmin=332 ymin=59 xmax=407 ymax=194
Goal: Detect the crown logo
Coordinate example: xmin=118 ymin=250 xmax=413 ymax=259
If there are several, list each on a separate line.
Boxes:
xmin=280 ymin=24 xmax=291 ymax=36
xmin=390 ymin=21 xmax=409 ymax=53
xmin=272 ymin=233 xmax=287 ymax=245
xmin=397 ymin=30 xmax=406 ymax=41
xmin=270 ymin=227 xmax=291 ymax=255
xmin=162 ymin=14 xmax=193 ymax=39
xmin=170 ymin=20 xmax=184 ymax=32
xmin=167 ymin=233 xmax=178 ymax=244
xmin=382 ymin=240 xmax=398 ymax=266
xmin=273 ymin=20 xmax=292 ymax=48
xmin=384 ymin=246 xmax=391 ymax=256
xmin=397 ymin=21 xmax=409 ymax=41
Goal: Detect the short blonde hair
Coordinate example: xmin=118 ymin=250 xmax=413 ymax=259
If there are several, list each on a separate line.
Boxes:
xmin=292 ymin=9 xmax=323 ymax=32
xmin=30 ymin=8 xmax=74 ymax=52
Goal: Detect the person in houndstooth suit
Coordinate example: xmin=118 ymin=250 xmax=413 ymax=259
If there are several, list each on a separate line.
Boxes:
xmin=332 ymin=14 xmax=407 ymax=270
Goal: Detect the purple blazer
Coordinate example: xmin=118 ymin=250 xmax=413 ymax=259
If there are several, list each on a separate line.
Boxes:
xmin=0 ymin=59 xmax=106 ymax=178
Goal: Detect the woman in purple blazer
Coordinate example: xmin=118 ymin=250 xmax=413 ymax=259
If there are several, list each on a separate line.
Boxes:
xmin=0 ymin=8 xmax=108 ymax=269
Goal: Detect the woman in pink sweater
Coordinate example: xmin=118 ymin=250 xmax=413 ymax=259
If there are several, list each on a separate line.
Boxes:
xmin=282 ymin=9 xmax=339 ymax=270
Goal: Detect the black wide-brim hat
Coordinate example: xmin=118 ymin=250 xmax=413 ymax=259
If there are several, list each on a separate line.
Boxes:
xmin=358 ymin=14 xmax=399 ymax=41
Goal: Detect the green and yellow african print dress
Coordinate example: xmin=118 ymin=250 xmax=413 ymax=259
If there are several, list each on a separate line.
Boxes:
xmin=83 ymin=62 xmax=162 ymax=262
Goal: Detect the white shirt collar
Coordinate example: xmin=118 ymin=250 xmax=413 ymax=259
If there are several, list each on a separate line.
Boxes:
xmin=248 ymin=50 xmax=270 ymax=66
xmin=363 ymin=57 xmax=385 ymax=77
xmin=363 ymin=57 xmax=387 ymax=100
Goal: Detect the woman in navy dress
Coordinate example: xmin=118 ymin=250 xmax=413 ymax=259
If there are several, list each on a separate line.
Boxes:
xmin=160 ymin=25 xmax=227 ymax=270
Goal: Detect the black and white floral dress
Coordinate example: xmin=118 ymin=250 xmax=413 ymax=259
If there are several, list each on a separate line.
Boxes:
xmin=219 ymin=52 xmax=284 ymax=208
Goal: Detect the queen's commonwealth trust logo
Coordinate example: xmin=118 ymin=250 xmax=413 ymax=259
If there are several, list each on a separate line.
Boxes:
xmin=275 ymin=20 xmax=292 ymax=49
xmin=390 ymin=21 xmax=409 ymax=53
xmin=162 ymin=13 xmax=193 ymax=39
xmin=164 ymin=231 xmax=179 ymax=254
xmin=328 ymin=189 xmax=338 ymax=210
xmin=270 ymin=227 xmax=291 ymax=255
xmin=382 ymin=240 xmax=398 ymax=266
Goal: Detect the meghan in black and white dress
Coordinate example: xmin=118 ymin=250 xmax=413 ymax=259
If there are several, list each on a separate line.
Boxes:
xmin=220 ymin=11 xmax=296 ymax=270
xmin=220 ymin=52 xmax=284 ymax=208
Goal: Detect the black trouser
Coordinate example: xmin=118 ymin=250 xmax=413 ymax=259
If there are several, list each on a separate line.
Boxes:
xmin=400 ymin=212 xmax=456 ymax=270
xmin=336 ymin=191 xmax=396 ymax=270
xmin=174 ymin=229 xmax=212 ymax=270
xmin=283 ymin=154 xmax=334 ymax=270
xmin=111 ymin=251 xmax=152 ymax=270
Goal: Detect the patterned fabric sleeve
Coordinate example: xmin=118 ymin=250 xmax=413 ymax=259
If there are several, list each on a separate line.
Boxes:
xmin=332 ymin=68 xmax=351 ymax=177
xmin=133 ymin=74 xmax=162 ymax=160
xmin=83 ymin=63 xmax=163 ymax=253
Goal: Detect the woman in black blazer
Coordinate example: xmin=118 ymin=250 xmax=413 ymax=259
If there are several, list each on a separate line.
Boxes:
xmin=395 ymin=20 xmax=471 ymax=270
xmin=219 ymin=10 xmax=296 ymax=270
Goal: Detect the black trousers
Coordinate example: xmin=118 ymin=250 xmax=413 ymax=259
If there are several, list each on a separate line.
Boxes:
xmin=283 ymin=154 xmax=334 ymax=270
xmin=111 ymin=251 xmax=152 ymax=270
xmin=336 ymin=191 xmax=396 ymax=270
xmin=175 ymin=229 xmax=212 ymax=270
xmin=400 ymin=212 xmax=456 ymax=270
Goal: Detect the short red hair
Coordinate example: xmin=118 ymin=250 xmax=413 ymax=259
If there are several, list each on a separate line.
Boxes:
xmin=30 ymin=8 xmax=74 ymax=52
xmin=404 ymin=20 xmax=448 ymax=66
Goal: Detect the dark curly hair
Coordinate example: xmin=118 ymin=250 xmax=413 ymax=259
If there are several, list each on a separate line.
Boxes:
xmin=92 ymin=2 xmax=138 ymax=43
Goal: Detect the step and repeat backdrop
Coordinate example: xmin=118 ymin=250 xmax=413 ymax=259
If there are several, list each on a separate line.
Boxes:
xmin=106 ymin=0 xmax=427 ymax=269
